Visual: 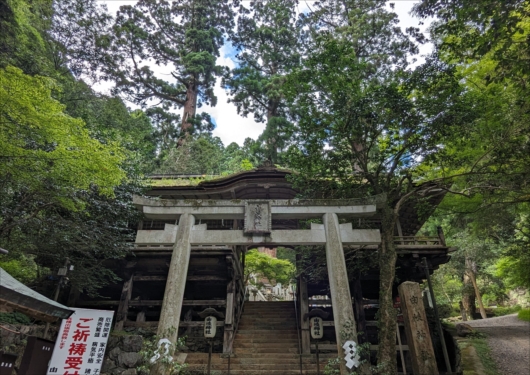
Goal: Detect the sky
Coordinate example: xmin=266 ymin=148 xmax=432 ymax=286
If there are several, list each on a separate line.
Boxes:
xmin=96 ymin=0 xmax=433 ymax=146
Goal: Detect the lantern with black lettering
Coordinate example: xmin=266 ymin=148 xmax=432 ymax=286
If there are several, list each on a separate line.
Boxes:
xmin=310 ymin=316 xmax=323 ymax=339
xmin=204 ymin=316 xmax=217 ymax=338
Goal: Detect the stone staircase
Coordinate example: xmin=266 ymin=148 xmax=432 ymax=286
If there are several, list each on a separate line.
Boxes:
xmin=185 ymin=301 xmax=337 ymax=375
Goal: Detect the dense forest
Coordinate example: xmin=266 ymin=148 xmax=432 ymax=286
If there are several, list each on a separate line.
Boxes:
xmin=1 ymin=0 xmax=529 ymax=373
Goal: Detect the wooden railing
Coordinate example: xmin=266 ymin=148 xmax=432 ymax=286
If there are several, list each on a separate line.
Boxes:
xmin=394 ymin=236 xmax=442 ymax=246
xmin=223 ymin=246 xmax=246 ymax=356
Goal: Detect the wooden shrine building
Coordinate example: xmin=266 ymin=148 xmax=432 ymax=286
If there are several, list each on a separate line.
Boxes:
xmin=73 ymin=164 xmax=455 ymax=374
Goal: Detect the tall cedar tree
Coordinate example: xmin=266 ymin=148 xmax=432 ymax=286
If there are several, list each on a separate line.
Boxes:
xmin=286 ymin=1 xmax=474 ymax=372
xmin=109 ymin=0 xmax=236 ymax=132
xmin=224 ymin=0 xmax=300 ymax=163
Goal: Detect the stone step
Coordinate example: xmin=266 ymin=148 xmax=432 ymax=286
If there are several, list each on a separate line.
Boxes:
xmin=186 ymin=368 xmax=331 ymax=375
xmin=185 ymin=361 xmax=333 ymax=369
xmin=232 ymin=347 xmax=299 ymax=354
xmin=184 ymin=302 xmax=328 ymax=374
xmin=239 ymin=318 xmax=297 ymax=322
xmin=186 ymin=364 xmax=331 ymax=371
xmin=237 ymin=325 xmax=298 ymax=330
xmin=185 ymin=353 xmax=337 ymax=364
xmin=235 ymin=330 xmax=298 ymax=336
xmin=230 ymin=337 xmax=298 ymax=345
xmin=240 ymin=314 xmax=296 ymax=318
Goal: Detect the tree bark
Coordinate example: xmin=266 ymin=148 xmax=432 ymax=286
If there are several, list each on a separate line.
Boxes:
xmin=462 ymin=271 xmax=476 ymax=320
xmin=466 ymin=257 xmax=487 ymax=319
xmin=265 ymin=100 xmax=280 ymax=163
xmin=459 ymin=301 xmax=467 ymax=321
xmin=376 ymin=208 xmax=398 ymax=374
xmin=182 ymin=81 xmax=197 ymax=131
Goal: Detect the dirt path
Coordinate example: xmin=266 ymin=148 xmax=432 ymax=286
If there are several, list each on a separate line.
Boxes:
xmin=464 ymin=314 xmax=530 ymax=375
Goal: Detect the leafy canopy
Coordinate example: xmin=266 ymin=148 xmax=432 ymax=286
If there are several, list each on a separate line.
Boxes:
xmin=0 ymin=66 xmax=126 ymax=210
xmin=244 ymin=249 xmax=294 ymax=287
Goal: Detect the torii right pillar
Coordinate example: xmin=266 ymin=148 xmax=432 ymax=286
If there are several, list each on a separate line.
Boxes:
xmin=323 ymin=213 xmax=359 ymax=375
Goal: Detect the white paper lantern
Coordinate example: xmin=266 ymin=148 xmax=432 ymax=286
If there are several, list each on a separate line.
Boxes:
xmin=204 ymin=316 xmax=217 ymax=338
xmin=310 ymin=317 xmax=323 ymax=339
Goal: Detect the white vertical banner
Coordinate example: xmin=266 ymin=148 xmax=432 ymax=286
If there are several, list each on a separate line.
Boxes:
xmin=47 ymin=308 xmax=114 ymax=375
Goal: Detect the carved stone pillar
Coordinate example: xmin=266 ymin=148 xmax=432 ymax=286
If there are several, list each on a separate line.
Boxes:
xmin=323 ymin=213 xmax=358 ymax=375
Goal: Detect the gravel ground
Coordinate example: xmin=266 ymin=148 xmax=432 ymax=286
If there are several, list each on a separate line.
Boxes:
xmin=463 ymin=314 xmax=530 ymax=375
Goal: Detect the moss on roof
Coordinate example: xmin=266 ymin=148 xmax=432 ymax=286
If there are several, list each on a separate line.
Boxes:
xmin=145 ymin=167 xmax=294 ymax=188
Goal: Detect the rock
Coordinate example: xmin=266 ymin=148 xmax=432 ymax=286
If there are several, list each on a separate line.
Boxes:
xmin=102 ymin=358 xmax=117 ymax=373
xmin=108 ymin=335 xmax=121 ymax=349
xmin=110 ymin=368 xmax=126 ymax=375
xmin=118 ymin=351 xmax=141 ymax=368
xmin=122 ymin=369 xmax=137 ymax=375
xmin=457 ymin=323 xmax=475 ymax=337
xmin=109 ymin=347 xmax=121 ymax=361
xmin=122 ymin=335 xmax=143 ymax=352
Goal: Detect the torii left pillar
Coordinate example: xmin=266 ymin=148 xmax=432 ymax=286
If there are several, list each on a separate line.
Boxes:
xmin=323 ymin=213 xmax=359 ymax=375
xmin=151 ymin=213 xmax=194 ymax=375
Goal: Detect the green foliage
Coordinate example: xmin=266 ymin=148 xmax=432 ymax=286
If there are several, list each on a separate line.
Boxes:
xmin=494 ymin=212 xmax=530 ymax=289
xmin=492 ymin=305 xmax=522 ymax=317
xmin=244 ymin=249 xmax=294 ymax=287
xmin=156 ymin=134 xmax=224 ymax=175
xmin=0 ymin=0 xmax=52 ymax=75
xmin=276 ymin=247 xmax=296 ymax=264
xmin=0 ymin=311 xmax=31 ymax=325
xmin=518 ymin=309 xmax=530 ymax=322
xmin=225 ymin=0 xmax=299 ymax=163
xmin=0 ymin=254 xmax=38 ymax=284
xmin=0 ymin=66 xmax=126 ymax=209
xmin=48 ymin=0 xmax=113 ymax=80
xmin=414 ymin=0 xmax=530 ymax=94
xmin=324 ymin=358 xmax=340 ymax=375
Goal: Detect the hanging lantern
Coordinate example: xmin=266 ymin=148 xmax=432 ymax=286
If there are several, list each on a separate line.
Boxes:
xmin=204 ymin=316 xmax=217 ymax=338
xmin=310 ymin=317 xmax=323 ymax=339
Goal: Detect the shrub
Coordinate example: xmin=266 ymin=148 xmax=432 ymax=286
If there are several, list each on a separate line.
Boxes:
xmin=518 ymin=309 xmax=530 ymax=322
xmin=0 ymin=312 xmax=32 ymax=325
xmin=492 ymin=305 xmax=522 ymax=317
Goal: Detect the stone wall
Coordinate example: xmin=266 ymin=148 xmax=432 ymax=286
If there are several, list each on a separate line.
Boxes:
xmin=102 ymin=334 xmax=144 ymax=375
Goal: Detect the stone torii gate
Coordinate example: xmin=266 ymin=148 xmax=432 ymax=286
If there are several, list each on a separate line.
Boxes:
xmin=133 ymin=196 xmax=383 ymax=374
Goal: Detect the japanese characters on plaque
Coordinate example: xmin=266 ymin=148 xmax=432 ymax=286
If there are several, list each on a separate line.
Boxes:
xmin=244 ymin=201 xmax=271 ymax=235
xmin=47 ymin=308 xmax=114 ymax=375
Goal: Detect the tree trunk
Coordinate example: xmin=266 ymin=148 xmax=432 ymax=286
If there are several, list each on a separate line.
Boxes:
xmin=466 ymin=258 xmax=487 ymax=319
xmin=459 ymin=301 xmax=467 ymax=321
xmin=182 ymin=81 xmax=198 ymax=132
xmin=462 ymin=271 xmax=476 ymax=320
xmin=265 ymin=101 xmax=280 ymax=163
xmin=376 ymin=208 xmax=398 ymax=374
xmin=352 ymin=271 xmax=367 ymax=345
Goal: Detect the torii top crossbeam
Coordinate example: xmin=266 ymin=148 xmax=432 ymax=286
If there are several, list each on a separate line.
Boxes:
xmin=133 ymin=196 xmax=384 ymax=246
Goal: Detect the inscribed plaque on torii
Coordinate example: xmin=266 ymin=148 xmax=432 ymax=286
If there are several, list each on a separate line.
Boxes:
xmin=244 ymin=201 xmax=271 ymax=235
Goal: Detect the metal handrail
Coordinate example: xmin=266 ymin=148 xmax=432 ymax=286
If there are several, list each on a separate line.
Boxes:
xmin=293 ymin=282 xmax=303 ymax=375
